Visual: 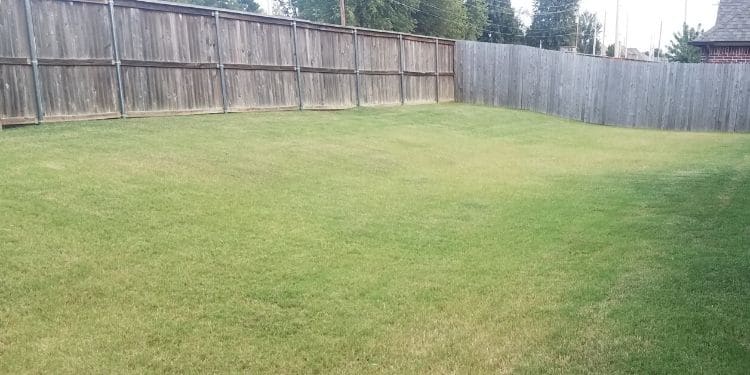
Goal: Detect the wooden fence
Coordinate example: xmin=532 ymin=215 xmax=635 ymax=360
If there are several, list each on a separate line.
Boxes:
xmin=0 ymin=0 xmax=455 ymax=126
xmin=455 ymin=41 xmax=750 ymax=132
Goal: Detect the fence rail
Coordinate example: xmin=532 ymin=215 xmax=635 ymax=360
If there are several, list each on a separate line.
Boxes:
xmin=0 ymin=0 xmax=455 ymax=126
xmin=455 ymin=41 xmax=750 ymax=132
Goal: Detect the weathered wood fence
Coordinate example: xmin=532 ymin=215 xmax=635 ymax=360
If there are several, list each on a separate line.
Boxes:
xmin=0 ymin=0 xmax=455 ymax=126
xmin=455 ymin=41 xmax=750 ymax=132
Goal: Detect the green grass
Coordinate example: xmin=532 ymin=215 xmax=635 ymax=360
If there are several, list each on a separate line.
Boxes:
xmin=1 ymin=104 xmax=749 ymax=373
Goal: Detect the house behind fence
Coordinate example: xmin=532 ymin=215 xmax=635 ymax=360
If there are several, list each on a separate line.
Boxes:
xmin=691 ymin=0 xmax=750 ymax=63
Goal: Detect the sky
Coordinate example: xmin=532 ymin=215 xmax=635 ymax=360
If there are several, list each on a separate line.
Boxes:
xmin=256 ymin=0 xmax=721 ymax=51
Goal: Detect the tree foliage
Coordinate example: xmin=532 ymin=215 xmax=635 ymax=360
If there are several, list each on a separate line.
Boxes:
xmin=464 ymin=0 xmax=489 ymax=41
xmin=175 ymin=0 xmax=260 ymax=13
xmin=480 ymin=0 xmax=523 ymax=44
xmin=576 ymin=11 xmax=601 ymax=54
xmin=666 ymin=24 xmax=704 ymax=63
xmin=526 ymin=0 xmax=579 ymax=50
xmin=273 ymin=0 xmax=297 ymax=17
xmin=273 ymin=0 xmax=419 ymax=33
xmin=352 ymin=0 xmax=420 ymax=32
xmin=272 ymin=0 xmax=501 ymax=41
xmin=413 ymin=0 xmax=469 ymax=39
xmin=273 ymin=0 xmax=494 ymax=40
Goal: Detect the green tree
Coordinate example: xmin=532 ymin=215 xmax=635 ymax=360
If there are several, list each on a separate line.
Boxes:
xmin=274 ymin=0 xmax=419 ymax=33
xmin=273 ymin=0 xmax=297 ymax=17
xmin=352 ymin=0 xmax=420 ymax=32
xmin=464 ymin=0 xmax=489 ymax=40
xmin=606 ymin=43 xmax=615 ymax=57
xmin=666 ymin=24 xmax=704 ymax=63
xmin=526 ymin=0 xmax=580 ymax=50
xmin=175 ymin=0 xmax=260 ymax=12
xmin=413 ymin=0 xmax=469 ymax=39
xmin=577 ymin=11 xmax=601 ymax=54
xmin=480 ymin=0 xmax=523 ymax=44
xmin=652 ymin=48 xmax=663 ymax=59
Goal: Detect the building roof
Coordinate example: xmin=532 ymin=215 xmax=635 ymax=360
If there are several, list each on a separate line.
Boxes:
xmin=692 ymin=0 xmax=750 ymax=46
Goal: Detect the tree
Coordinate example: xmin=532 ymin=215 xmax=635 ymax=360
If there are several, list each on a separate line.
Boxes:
xmin=352 ymin=0 xmax=420 ymax=32
xmin=606 ymin=43 xmax=615 ymax=57
xmin=414 ymin=0 xmax=469 ymax=39
xmin=464 ymin=0 xmax=489 ymax=40
xmin=273 ymin=0 xmax=419 ymax=33
xmin=526 ymin=0 xmax=580 ymax=50
xmin=175 ymin=0 xmax=260 ymax=13
xmin=480 ymin=0 xmax=524 ymax=44
xmin=576 ymin=11 xmax=601 ymax=54
xmin=279 ymin=0 xmax=338 ymax=23
xmin=651 ymin=48 xmax=663 ymax=59
xmin=665 ymin=24 xmax=704 ymax=63
xmin=273 ymin=0 xmax=297 ymax=17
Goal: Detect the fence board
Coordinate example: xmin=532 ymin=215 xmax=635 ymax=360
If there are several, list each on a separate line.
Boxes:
xmin=32 ymin=0 xmax=112 ymax=59
xmin=357 ymin=34 xmax=400 ymax=72
xmin=0 ymin=65 xmax=36 ymax=124
xmin=1 ymin=0 xmax=31 ymax=59
xmin=456 ymin=40 xmax=750 ymax=132
xmin=0 ymin=0 xmax=453 ymax=126
xmin=403 ymin=39 xmax=435 ymax=73
xmin=404 ymin=76 xmax=435 ymax=104
xmin=219 ymin=18 xmax=294 ymax=66
xmin=225 ymin=69 xmax=298 ymax=110
xmin=300 ymin=72 xmax=356 ymax=109
xmin=360 ymin=75 xmax=400 ymax=106
xmin=297 ymin=28 xmax=355 ymax=69
xmin=39 ymin=65 xmax=118 ymax=120
xmin=122 ymin=67 xmax=222 ymax=114
xmin=438 ymin=76 xmax=455 ymax=102
xmin=438 ymin=43 xmax=453 ymax=74
xmin=115 ymin=6 xmax=217 ymax=63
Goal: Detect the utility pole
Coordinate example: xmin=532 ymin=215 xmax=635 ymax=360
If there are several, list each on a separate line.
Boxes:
xmin=657 ymin=20 xmax=663 ymax=59
xmin=624 ymin=15 xmax=629 ymax=56
xmin=593 ymin=21 xmax=598 ymax=55
xmin=614 ymin=0 xmax=620 ymax=58
xmin=684 ymin=0 xmax=688 ymax=25
xmin=602 ymin=11 xmax=607 ymax=56
xmin=576 ymin=14 xmax=581 ymax=53
xmin=340 ymin=0 xmax=346 ymax=26
xmin=649 ymin=34 xmax=654 ymax=61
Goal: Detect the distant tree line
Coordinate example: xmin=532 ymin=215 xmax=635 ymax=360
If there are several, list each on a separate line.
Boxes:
xmin=174 ymin=0 xmax=704 ymax=62
xmin=175 ymin=0 xmax=597 ymax=51
xmin=270 ymin=0 xmax=592 ymax=49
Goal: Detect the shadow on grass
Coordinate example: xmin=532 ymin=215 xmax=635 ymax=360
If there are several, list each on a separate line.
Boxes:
xmin=542 ymin=166 xmax=750 ymax=373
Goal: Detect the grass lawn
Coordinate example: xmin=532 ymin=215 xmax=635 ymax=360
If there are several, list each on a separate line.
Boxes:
xmin=1 ymin=104 xmax=749 ymax=373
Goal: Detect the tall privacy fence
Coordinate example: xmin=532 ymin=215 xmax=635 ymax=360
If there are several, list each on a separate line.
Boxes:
xmin=455 ymin=41 xmax=750 ymax=132
xmin=0 ymin=0 xmax=455 ymax=126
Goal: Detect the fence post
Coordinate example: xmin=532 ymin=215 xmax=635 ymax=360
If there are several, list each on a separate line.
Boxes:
xmin=398 ymin=34 xmax=405 ymax=105
xmin=22 ymin=0 xmax=44 ymax=124
xmin=434 ymin=37 xmax=439 ymax=103
xmin=352 ymin=28 xmax=361 ymax=107
xmin=291 ymin=21 xmax=303 ymax=110
xmin=108 ymin=0 xmax=126 ymax=118
xmin=213 ymin=11 xmax=228 ymax=113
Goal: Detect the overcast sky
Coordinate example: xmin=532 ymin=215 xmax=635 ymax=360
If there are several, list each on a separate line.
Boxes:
xmin=257 ymin=0 xmax=720 ymax=51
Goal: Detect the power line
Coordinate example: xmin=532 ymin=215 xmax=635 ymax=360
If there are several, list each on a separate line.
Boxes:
xmin=385 ymin=0 xmax=581 ymax=39
xmin=418 ymin=0 xmax=579 ymax=18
